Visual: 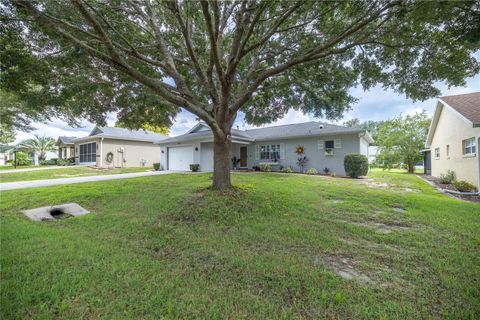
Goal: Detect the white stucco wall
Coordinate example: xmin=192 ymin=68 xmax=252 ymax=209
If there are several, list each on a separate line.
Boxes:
xmin=430 ymin=106 xmax=480 ymax=188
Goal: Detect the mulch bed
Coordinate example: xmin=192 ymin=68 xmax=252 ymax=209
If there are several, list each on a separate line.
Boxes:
xmin=418 ymin=174 xmax=480 ymax=203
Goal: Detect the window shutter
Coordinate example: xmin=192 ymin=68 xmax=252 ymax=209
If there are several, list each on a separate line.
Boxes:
xmin=280 ymin=143 xmax=285 ymax=159
xmin=255 ymin=145 xmax=260 ymax=160
xmin=318 ymin=140 xmax=324 ymax=150
xmin=334 ymin=139 xmax=342 ymax=148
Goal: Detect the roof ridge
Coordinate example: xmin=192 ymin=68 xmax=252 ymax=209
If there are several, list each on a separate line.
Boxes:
xmin=244 ymin=121 xmax=321 ymax=131
xmin=440 ymin=91 xmax=480 ymax=99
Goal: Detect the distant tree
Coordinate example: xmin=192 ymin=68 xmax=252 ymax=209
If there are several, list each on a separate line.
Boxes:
xmin=115 ymin=122 xmax=169 ymax=136
xmin=0 ymin=123 xmax=16 ymax=144
xmin=375 ymin=111 xmax=430 ymax=173
xmin=5 ymin=1 xmax=480 ymax=189
xmin=17 ymin=135 xmax=56 ymax=161
xmin=343 ymin=118 xmax=384 ymax=142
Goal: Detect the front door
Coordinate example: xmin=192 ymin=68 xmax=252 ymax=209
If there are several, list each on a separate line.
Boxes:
xmin=240 ymin=146 xmax=248 ymax=167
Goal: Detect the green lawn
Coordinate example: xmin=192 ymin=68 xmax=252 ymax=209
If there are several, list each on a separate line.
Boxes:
xmin=0 ymin=165 xmax=40 ymax=170
xmin=0 ymin=166 xmax=152 ymax=183
xmin=1 ymin=171 xmax=479 ymax=319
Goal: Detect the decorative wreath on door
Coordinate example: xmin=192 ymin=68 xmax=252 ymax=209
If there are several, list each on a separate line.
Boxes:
xmin=105 ymin=152 xmax=114 ymax=164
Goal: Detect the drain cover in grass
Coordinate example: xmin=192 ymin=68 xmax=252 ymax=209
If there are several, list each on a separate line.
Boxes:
xmin=22 ymin=203 xmax=90 ymax=221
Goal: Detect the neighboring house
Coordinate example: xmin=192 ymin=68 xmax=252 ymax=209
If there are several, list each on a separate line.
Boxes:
xmin=158 ymin=121 xmax=373 ymax=175
xmin=56 ymin=136 xmax=77 ymax=160
xmin=71 ymin=126 xmax=167 ymax=167
xmin=425 ymin=92 xmax=480 ymax=189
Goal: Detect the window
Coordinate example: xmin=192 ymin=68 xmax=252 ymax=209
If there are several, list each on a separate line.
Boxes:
xmin=79 ymin=142 xmax=96 ymax=163
xmin=446 ymin=144 xmax=450 ymax=158
xmin=325 ymin=140 xmax=334 ymax=156
xmin=463 ymin=137 xmax=476 ymax=155
xmin=434 ymin=147 xmax=440 ymax=159
xmin=260 ymin=144 xmax=280 ymax=160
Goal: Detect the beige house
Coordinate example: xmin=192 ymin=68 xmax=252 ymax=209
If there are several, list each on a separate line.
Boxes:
xmin=71 ymin=126 xmax=166 ymax=168
xmin=425 ymin=92 xmax=480 ymax=189
xmin=56 ymin=136 xmax=77 ymax=160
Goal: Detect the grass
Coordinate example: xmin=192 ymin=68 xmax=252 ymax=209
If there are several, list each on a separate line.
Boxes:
xmin=1 ymin=171 xmax=479 ymax=319
xmin=0 ymin=166 xmax=152 ymax=183
xmin=0 ymin=165 xmax=40 ymax=170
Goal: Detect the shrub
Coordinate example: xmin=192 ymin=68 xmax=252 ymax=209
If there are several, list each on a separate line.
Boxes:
xmin=261 ymin=164 xmax=272 ymax=172
xmin=344 ymin=154 xmax=369 ymax=178
xmin=14 ymin=152 xmax=32 ymax=166
xmin=331 ymin=172 xmax=336 ymax=177
xmin=190 ymin=164 xmax=200 ymax=172
xmin=323 ymin=167 xmax=330 ymax=174
xmin=439 ymin=170 xmax=456 ymax=184
xmin=452 ymin=180 xmax=478 ymax=193
xmin=306 ymin=168 xmax=317 ymax=175
xmin=153 ymin=163 xmax=160 ymax=171
xmin=281 ymin=166 xmax=293 ymax=173
xmin=40 ymin=158 xmax=57 ymax=166
xmin=57 ymin=158 xmax=69 ymax=166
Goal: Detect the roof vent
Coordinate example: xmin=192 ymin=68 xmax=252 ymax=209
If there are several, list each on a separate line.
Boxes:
xmin=319 ymin=124 xmax=324 ymax=129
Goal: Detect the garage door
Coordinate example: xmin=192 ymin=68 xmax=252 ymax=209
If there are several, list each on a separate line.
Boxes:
xmin=200 ymin=143 xmax=213 ymax=172
xmin=168 ymin=146 xmax=193 ymax=171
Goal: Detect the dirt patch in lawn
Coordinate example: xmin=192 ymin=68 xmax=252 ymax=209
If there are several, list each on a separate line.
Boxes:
xmin=362 ymin=181 xmax=419 ymax=193
xmin=315 ymin=254 xmax=373 ymax=283
xmin=349 ymin=220 xmax=413 ymax=234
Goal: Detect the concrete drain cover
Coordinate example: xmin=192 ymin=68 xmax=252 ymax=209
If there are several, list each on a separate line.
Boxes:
xmin=22 ymin=203 xmax=90 ymax=221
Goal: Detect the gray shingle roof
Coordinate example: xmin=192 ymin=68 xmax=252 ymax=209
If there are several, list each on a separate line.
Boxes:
xmin=159 ymin=121 xmax=371 ymax=144
xmin=244 ymin=121 xmax=363 ymax=140
xmin=75 ymin=126 xmax=168 ymax=143
xmin=57 ymin=136 xmax=77 ymax=145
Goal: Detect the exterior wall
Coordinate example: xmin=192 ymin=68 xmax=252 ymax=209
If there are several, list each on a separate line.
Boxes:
xmin=430 ymin=106 xmax=479 ymax=188
xmin=159 ymin=141 xmax=202 ymax=171
xmin=232 ymin=134 xmax=363 ymax=176
xmin=98 ymin=139 xmax=160 ymax=168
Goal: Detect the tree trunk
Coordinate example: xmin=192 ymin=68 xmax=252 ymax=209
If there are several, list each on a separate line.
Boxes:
xmin=212 ymin=131 xmax=232 ymax=190
xmin=407 ymin=162 xmax=415 ymax=174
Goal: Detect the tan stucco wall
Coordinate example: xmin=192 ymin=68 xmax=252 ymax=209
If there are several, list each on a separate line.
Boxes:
xmin=98 ymin=139 xmax=160 ymax=168
xmin=430 ymin=106 xmax=480 ymax=188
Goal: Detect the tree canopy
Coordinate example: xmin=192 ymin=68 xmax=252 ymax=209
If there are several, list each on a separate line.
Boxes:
xmin=17 ymin=134 xmax=56 ymax=161
xmin=375 ymin=111 xmax=431 ymax=173
xmin=3 ymin=0 xmax=479 ymax=188
xmin=343 ymin=118 xmax=384 ymax=142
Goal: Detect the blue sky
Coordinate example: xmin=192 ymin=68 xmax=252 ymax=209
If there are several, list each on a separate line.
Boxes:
xmin=13 ymin=73 xmax=479 ymax=143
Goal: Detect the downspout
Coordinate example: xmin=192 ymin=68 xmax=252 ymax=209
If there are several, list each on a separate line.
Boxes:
xmin=477 ymin=136 xmax=480 ymax=191
xmin=100 ymin=138 xmax=104 ymax=167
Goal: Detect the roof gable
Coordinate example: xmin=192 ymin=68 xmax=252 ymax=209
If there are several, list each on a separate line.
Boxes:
xmin=78 ymin=126 xmax=168 ymax=143
xmin=439 ymin=92 xmax=480 ymax=126
xmin=186 ymin=122 xmax=210 ymax=134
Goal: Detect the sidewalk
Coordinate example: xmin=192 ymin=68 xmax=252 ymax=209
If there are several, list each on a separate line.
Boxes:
xmin=0 ymin=170 xmax=174 ymax=191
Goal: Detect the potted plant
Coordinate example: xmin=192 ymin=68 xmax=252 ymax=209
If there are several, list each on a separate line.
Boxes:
xmin=231 ymin=156 xmax=241 ymax=170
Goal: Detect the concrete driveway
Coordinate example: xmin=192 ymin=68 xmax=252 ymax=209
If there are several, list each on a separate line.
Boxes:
xmin=0 ymin=170 xmax=175 ymax=191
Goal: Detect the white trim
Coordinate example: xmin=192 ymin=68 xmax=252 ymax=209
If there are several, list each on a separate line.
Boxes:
xmin=438 ymin=99 xmax=474 ymax=126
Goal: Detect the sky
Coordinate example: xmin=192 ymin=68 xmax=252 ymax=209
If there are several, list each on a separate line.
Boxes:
xmin=12 ymin=73 xmax=479 ymax=144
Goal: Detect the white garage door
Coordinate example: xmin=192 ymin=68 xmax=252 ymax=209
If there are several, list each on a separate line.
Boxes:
xmin=168 ymin=146 xmax=193 ymax=171
xmin=200 ymin=143 xmax=214 ymax=172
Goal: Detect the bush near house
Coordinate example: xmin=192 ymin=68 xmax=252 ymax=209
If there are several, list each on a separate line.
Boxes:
xmin=261 ymin=164 xmax=272 ymax=172
xmin=281 ymin=166 xmax=293 ymax=173
xmin=189 ymin=164 xmax=200 ymax=172
xmin=14 ymin=152 xmax=32 ymax=166
xmin=306 ymin=168 xmax=318 ymax=175
xmin=453 ymin=180 xmax=478 ymax=193
xmin=40 ymin=158 xmax=57 ymax=166
xmin=439 ymin=170 xmax=456 ymax=184
xmin=153 ymin=163 xmax=160 ymax=171
xmin=344 ymin=154 xmax=369 ymax=178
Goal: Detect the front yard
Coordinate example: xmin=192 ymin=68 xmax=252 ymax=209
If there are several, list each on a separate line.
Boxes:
xmin=0 ymin=166 xmax=152 ymax=183
xmin=1 ymin=171 xmax=479 ymax=319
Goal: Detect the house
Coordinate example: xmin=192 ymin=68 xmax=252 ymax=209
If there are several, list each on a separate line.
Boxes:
xmin=425 ymin=92 xmax=480 ymax=189
xmin=56 ymin=136 xmax=77 ymax=160
xmin=71 ymin=126 xmax=167 ymax=167
xmin=157 ymin=121 xmax=373 ymax=175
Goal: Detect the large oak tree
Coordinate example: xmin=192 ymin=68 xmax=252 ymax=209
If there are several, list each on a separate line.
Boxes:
xmin=3 ymin=0 xmax=479 ymax=189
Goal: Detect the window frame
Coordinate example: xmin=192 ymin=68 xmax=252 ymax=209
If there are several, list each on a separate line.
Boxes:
xmin=463 ymin=137 xmax=476 ymax=156
xmin=434 ymin=147 xmax=440 ymax=159
xmin=259 ymin=144 xmax=281 ymax=161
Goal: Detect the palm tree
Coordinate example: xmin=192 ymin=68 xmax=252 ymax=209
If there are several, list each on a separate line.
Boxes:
xmin=18 ymin=134 xmax=57 ymax=161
